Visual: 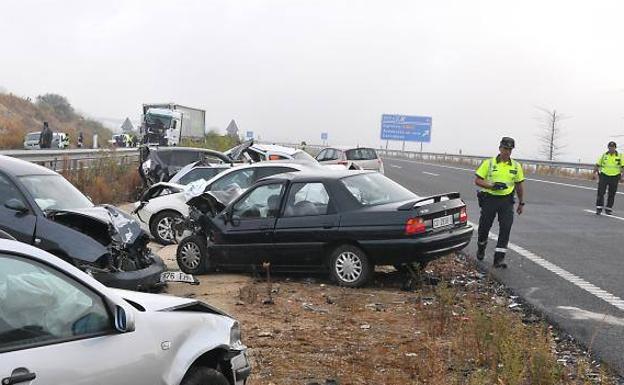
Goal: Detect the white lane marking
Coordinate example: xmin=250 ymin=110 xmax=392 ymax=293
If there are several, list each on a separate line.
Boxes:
xmin=469 ymin=220 xmax=624 ymax=312
xmin=422 ymin=171 xmax=439 ymax=176
xmin=583 ymin=209 xmax=624 ymax=221
xmin=387 ymin=158 xmax=624 ymax=195
xmin=390 ymin=165 xmax=402 ymax=169
xmin=557 ymin=307 xmax=624 ymax=326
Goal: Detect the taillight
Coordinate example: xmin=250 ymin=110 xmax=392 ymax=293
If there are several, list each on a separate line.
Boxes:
xmin=405 ymin=218 xmax=426 ymax=235
xmin=338 ymin=160 xmax=348 ymax=165
xmin=459 ymin=207 xmax=468 ymax=223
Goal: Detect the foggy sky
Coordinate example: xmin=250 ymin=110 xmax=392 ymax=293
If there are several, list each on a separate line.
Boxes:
xmin=2 ymin=0 xmax=624 ymax=162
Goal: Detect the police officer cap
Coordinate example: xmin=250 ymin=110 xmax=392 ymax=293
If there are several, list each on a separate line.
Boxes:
xmin=608 ymin=141 xmax=617 ymax=148
xmin=500 ymin=137 xmax=515 ymax=149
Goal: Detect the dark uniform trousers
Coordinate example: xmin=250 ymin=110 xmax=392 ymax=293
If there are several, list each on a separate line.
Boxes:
xmin=477 ymin=193 xmax=514 ymax=250
xmin=596 ymin=173 xmax=620 ymax=210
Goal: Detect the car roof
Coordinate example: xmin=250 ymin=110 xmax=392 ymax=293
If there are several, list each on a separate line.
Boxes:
xmin=321 ymin=145 xmax=376 ymax=151
xmin=261 ymin=169 xmax=373 ymax=183
xmin=0 ymin=155 xmax=58 ymax=177
xmin=252 ymin=144 xmax=300 ymax=155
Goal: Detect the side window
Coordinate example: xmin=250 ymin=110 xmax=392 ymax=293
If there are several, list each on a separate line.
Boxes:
xmin=284 ymin=183 xmax=330 ymax=217
xmin=316 ymin=149 xmax=327 ymax=161
xmin=232 ymin=183 xmax=284 ymax=219
xmin=0 ymin=254 xmax=112 ymax=352
xmin=254 ymin=167 xmax=296 ymax=181
xmin=0 ymin=173 xmax=25 ymax=206
xmin=178 ymin=168 xmax=221 ymax=185
xmin=210 ymin=169 xmax=255 ymax=192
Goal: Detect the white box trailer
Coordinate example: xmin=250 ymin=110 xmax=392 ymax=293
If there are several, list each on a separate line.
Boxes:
xmin=142 ymin=103 xmax=206 ymax=140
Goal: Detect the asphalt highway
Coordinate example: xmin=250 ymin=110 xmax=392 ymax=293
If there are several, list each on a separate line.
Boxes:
xmin=383 ymin=157 xmax=624 ymax=375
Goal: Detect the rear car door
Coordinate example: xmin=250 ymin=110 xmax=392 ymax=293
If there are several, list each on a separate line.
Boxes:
xmin=215 ymin=182 xmax=285 ymax=268
xmin=273 ymin=182 xmax=339 ymax=268
xmin=0 ymin=254 xmax=161 ymax=385
xmin=0 ymin=173 xmax=36 ymax=244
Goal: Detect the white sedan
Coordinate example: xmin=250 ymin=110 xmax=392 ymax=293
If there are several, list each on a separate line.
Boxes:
xmin=133 ymin=161 xmax=319 ymax=244
xmin=0 ymin=238 xmax=250 ymax=385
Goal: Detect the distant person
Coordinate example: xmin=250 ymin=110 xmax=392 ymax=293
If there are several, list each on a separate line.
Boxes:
xmin=115 ymin=135 xmax=124 ymax=147
xmin=77 ymin=131 xmax=84 ymax=148
xmin=593 ymin=141 xmax=623 ymax=215
xmin=474 ymin=137 xmax=525 ymax=268
xmin=38 ymin=122 xmax=53 ymax=149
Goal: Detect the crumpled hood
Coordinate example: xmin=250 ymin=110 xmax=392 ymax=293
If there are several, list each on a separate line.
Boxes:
xmin=50 ymin=205 xmax=143 ymax=245
xmin=112 ymin=288 xmax=230 ymax=316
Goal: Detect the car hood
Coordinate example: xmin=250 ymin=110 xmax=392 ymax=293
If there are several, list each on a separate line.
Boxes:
xmin=49 ymin=205 xmax=142 ymax=245
xmin=112 ymin=289 xmax=230 ymax=316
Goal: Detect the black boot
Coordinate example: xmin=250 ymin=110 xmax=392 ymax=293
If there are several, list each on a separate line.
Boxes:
xmin=605 ymin=208 xmax=613 ymax=215
xmin=477 ymin=242 xmax=486 ymax=261
xmin=493 ymin=252 xmax=507 ymax=268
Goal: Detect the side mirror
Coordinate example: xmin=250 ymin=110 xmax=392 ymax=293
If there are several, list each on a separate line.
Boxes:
xmin=231 ymin=214 xmax=241 ymax=227
xmin=114 ymin=305 xmax=135 ymax=333
xmin=5 ymin=199 xmax=28 ymax=213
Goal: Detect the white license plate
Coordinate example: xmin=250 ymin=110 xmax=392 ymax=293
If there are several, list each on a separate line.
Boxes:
xmin=160 ymin=271 xmax=199 ymax=284
xmin=433 ymin=215 xmax=453 ymax=229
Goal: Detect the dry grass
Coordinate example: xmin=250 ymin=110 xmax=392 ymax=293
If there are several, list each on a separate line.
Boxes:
xmin=60 ymin=155 xmax=142 ymax=204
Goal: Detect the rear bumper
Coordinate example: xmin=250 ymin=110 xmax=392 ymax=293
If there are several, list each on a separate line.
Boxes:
xmin=92 ymin=253 xmax=167 ymax=291
xmin=359 ymin=224 xmax=474 ymax=265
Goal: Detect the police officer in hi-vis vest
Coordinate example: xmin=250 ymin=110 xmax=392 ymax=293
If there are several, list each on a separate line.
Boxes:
xmin=593 ymin=141 xmax=624 ymax=215
xmin=474 ymin=137 xmax=525 ymax=268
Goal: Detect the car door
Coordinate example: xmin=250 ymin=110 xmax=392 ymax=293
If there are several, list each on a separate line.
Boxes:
xmin=215 ymin=182 xmax=285 ymax=268
xmin=0 ymin=173 xmax=36 ymax=244
xmin=0 ymin=254 xmax=161 ymax=385
xmin=273 ymin=182 xmax=340 ymax=268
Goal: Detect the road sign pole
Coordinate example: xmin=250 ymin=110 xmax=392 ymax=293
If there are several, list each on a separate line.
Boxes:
xmin=420 ymin=142 xmax=423 ymax=153
xmin=402 ymin=141 xmax=405 ymax=152
xmin=385 ymin=140 xmax=389 ymax=150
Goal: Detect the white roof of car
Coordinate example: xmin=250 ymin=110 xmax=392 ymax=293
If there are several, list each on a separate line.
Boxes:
xmin=252 ymin=144 xmax=301 ymax=155
xmin=321 ymin=145 xmax=376 ymax=151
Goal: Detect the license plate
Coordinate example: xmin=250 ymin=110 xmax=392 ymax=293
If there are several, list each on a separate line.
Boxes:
xmin=433 ymin=215 xmax=453 ymax=229
xmin=160 ymin=271 xmax=199 ymax=284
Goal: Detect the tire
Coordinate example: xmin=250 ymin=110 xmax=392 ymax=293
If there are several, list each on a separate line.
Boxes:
xmin=329 ymin=244 xmax=372 ymax=288
xmin=176 ymin=235 xmax=211 ymax=274
xmin=150 ymin=210 xmax=183 ymax=245
xmin=181 ymin=367 xmax=229 ymax=385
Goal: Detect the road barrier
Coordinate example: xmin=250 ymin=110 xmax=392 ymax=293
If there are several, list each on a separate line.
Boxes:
xmin=0 ymin=148 xmax=140 ymax=171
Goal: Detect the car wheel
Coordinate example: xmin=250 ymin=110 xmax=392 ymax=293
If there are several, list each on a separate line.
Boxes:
xmin=181 ymin=367 xmax=229 ymax=385
xmin=150 ymin=210 xmax=182 ymax=245
xmin=329 ymin=245 xmax=372 ymax=287
xmin=176 ymin=235 xmax=211 ymax=274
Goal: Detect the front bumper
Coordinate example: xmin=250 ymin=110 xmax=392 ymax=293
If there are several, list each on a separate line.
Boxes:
xmin=360 ymin=224 xmax=474 ymax=265
xmin=227 ymin=349 xmax=251 ymax=385
xmin=92 ymin=253 xmax=167 ymax=291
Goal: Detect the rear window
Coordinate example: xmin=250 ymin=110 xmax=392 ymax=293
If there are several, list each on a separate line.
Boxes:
xmin=345 ymin=148 xmax=377 ymax=161
xmin=176 ymin=167 xmax=226 ymax=185
xmin=340 ymin=173 xmax=415 ymax=206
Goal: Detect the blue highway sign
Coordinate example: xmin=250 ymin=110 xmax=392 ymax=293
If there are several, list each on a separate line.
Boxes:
xmin=246 ymin=131 xmax=254 ymax=139
xmin=321 ymin=132 xmax=328 ymax=140
xmin=380 ymin=114 xmax=432 ymax=142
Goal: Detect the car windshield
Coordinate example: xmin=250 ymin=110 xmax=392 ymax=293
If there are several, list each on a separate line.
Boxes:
xmin=292 ymin=150 xmax=316 ymax=162
xmin=26 ymin=133 xmax=40 ymax=141
xmin=345 ymin=148 xmax=377 ymax=160
xmin=19 ymin=175 xmax=93 ymax=211
xmin=341 ymin=172 xmax=415 ymax=206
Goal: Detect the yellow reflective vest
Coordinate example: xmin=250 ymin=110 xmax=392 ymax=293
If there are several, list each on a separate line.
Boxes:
xmin=596 ymin=152 xmax=623 ymax=177
xmin=475 ymin=156 xmax=525 ymax=196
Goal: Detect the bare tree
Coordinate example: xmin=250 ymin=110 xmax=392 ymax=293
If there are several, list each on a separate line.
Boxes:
xmin=536 ymin=107 xmax=568 ymax=161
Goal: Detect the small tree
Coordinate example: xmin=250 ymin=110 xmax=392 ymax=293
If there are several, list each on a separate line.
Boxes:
xmin=536 ymin=107 xmax=568 ymax=161
xmin=36 ymin=93 xmax=76 ymax=121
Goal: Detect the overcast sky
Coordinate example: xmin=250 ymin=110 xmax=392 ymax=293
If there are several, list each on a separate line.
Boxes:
xmin=2 ymin=0 xmax=624 ymax=162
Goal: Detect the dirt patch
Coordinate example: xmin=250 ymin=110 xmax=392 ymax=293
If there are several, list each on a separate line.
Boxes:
xmin=159 ymin=254 xmax=622 ymax=385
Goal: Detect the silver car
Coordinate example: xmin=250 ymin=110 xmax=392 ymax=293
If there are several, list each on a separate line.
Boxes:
xmin=0 ymin=239 xmax=250 ymax=385
xmin=315 ymin=146 xmax=384 ymax=174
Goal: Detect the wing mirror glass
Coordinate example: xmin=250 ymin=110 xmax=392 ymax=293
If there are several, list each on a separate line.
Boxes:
xmin=4 ymin=199 xmax=28 ymax=213
xmin=114 ymin=305 xmax=135 ymax=333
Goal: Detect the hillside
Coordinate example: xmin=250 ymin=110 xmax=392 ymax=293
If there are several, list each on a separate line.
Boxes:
xmin=0 ymin=92 xmax=112 ymax=149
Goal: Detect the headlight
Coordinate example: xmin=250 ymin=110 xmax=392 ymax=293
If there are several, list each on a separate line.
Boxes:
xmin=230 ymin=321 xmax=242 ymax=345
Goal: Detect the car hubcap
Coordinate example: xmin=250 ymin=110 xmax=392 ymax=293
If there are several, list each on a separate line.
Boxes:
xmin=180 ymin=242 xmax=201 ymax=269
xmin=335 ymin=251 xmax=362 ymax=283
xmin=157 ymin=216 xmax=174 ymax=241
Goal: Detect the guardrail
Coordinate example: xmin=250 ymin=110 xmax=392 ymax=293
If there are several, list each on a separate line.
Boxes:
xmin=273 ymin=142 xmax=596 ymax=177
xmin=0 ymin=148 xmax=140 ymax=172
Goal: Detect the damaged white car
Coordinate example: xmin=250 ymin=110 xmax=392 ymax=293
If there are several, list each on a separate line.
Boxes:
xmin=0 ymin=239 xmax=250 ymax=385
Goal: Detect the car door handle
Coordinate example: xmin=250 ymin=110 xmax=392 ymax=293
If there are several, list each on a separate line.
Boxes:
xmin=321 ymin=222 xmax=335 ymax=229
xmin=2 ymin=370 xmax=36 ymax=385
